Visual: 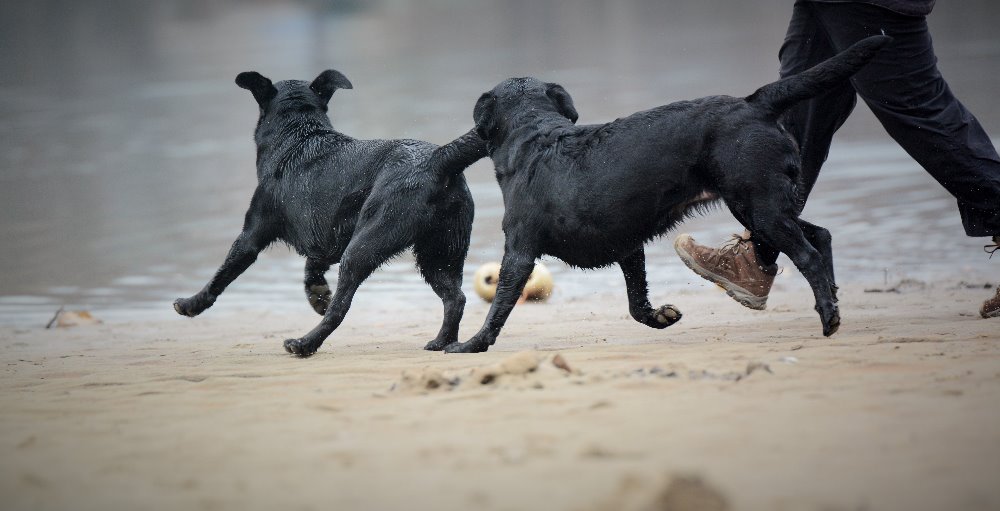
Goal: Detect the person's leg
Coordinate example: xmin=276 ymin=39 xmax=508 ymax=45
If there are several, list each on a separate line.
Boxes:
xmin=776 ymin=4 xmax=860 ymax=210
xmin=750 ymin=1 xmax=861 ymax=266
xmin=813 ymin=3 xmax=1000 ymax=238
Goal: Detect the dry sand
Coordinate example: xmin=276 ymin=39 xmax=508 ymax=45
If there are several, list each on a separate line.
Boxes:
xmin=1 ymin=285 xmax=998 ymax=511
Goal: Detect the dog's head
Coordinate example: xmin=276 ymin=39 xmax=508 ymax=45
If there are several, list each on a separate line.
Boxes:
xmin=235 ymin=69 xmax=353 ymax=119
xmin=474 ymin=77 xmax=579 ymax=143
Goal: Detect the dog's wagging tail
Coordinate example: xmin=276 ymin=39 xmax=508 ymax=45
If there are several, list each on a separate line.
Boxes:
xmin=426 ymin=129 xmax=488 ymax=178
xmin=747 ymin=35 xmax=892 ymax=118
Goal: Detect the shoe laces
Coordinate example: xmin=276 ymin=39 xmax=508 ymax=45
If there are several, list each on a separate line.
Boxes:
xmin=987 ymin=235 xmax=1000 ymax=259
xmin=719 ymin=232 xmax=753 ymax=255
xmin=718 ymin=232 xmax=782 ymax=275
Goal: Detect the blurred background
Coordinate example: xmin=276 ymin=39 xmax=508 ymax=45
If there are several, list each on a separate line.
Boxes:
xmin=1 ymin=0 xmax=998 ymax=326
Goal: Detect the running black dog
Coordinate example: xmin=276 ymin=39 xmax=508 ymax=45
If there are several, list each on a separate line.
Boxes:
xmin=441 ymin=36 xmax=891 ymax=353
xmin=174 ymin=69 xmax=485 ymax=357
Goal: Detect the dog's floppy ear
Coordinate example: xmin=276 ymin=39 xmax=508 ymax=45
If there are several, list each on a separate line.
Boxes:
xmin=310 ymin=69 xmax=353 ymax=104
xmin=545 ymin=83 xmax=579 ymax=123
xmin=235 ymin=71 xmax=277 ymax=106
xmin=473 ymin=92 xmax=498 ymax=140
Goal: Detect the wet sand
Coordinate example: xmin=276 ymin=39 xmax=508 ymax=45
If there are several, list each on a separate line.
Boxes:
xmin=2 ymin=286 xmax=998 ymax=511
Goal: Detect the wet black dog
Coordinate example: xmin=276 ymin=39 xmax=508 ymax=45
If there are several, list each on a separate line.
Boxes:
xmin=441 ymin=36 xmax=891 ymax=353
xmin=174 ymin=69 xmax=485 ymax=356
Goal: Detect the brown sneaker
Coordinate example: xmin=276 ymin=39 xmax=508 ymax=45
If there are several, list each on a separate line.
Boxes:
xmin=982 ymin=287 xmax=1000 ymax=319
xmin=674 ymin=232 xmax=777 ymax=310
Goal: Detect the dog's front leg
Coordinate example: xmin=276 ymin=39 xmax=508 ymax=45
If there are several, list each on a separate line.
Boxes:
xmin=620 ymin=248 xmax=682 ymax=329
xmin=173 ymin=231 xmax=267 ymax=317
xmin=174 ymin=191 xmax=274 ymax=318
xmin=304 ymin=257 xmax=332 ymax=315
xmin=444 ymin=249 xmax=536 ymax=353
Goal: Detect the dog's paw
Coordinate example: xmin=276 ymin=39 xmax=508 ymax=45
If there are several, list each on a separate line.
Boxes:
xmin=650 ymin=304 xmax=682 ymax=328
xmin=443 ymin=340 xmax=490 ymax=354
xmin=173 ymin=295 xmax=214 ymax=317
xmin=284 ymin=338 xmax=319 ymax=357
xmin=306 ymin=284 xmax=331 ymax=315
xmin=822 ymin=309 xmax=841 ymax=337
xmin=424 ymin=337 xmax=454 ymax=351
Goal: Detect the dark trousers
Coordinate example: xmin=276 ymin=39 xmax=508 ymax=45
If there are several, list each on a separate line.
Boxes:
xmin=753 ymin=1 xmax=1000 ymax=266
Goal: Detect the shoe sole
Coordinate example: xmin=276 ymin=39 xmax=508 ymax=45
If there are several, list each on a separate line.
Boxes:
xmin=674 ymin=238 xmax=767 ymax=311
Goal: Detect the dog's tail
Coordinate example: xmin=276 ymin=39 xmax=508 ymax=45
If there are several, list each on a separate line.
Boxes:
xmin=746 ymin=35 xmax=892 ymax=118
xmin=428 ymin=129 xmax=488 ymax=178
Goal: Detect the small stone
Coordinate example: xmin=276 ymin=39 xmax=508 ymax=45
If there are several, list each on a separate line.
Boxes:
xmin=552 ymin=353 xmax=572 ymax=373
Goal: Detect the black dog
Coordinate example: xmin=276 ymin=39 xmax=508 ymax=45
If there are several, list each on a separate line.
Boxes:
xmin=440 ymin=36 xmax=892 ymax=353
xmin=174 ymin=69 xmax=485 ymax=356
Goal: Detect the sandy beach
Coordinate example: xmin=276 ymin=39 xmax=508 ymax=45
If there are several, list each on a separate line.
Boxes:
xmin=2 ymin=285 xmax=997 ymax=511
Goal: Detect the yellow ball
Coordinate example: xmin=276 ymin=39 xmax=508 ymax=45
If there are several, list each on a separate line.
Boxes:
xmin=522 ymin=262 xmax=554 ymax=302
xmin=473 ymin=262 xmax=502 ymax=302
xmin=472 ymin=262 xmax=554 ymax=303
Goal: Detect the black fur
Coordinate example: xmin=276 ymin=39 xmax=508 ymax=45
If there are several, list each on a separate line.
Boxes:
xmin=443 ymin=35 xmax=892 ymax=353
xmin=174 ymin=70 xmax=486 ymax=357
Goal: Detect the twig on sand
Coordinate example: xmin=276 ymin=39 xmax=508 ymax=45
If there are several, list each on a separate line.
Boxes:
xmin=45 ymin=306 xmax=65 ymax=329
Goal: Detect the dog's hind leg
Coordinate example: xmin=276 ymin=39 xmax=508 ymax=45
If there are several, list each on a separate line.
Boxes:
xmin=415 ymin=209 xmax=473 ymax=351
xmin=304 ymin=257 xmax=333 ymax=315
xmin=444 ymin=244 xmax=537 ymax=353
xmin=718 ymin=136 xmax=837 ymax=335
xmin=747 ymin=212 xmax=840 ymax=336
xmin=796 ymin=219 xmax=838 ymax=302
xmin=415 ymin=251 xmax=467 ymax=351
xmin=620 ymin=248 xmax=682 ymax=329
xmin=283 ymin=214 xmax=412 ymax=357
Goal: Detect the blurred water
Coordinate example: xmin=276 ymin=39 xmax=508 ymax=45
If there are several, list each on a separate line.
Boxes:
xmin=1 ymin=0 xmax=998 ymax=327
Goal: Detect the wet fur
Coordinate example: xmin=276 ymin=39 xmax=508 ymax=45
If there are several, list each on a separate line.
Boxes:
xmin=443 ymin=36 xmax=892 ymax=353
xmin=173 ymin=69 xmax=486 ymax=357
